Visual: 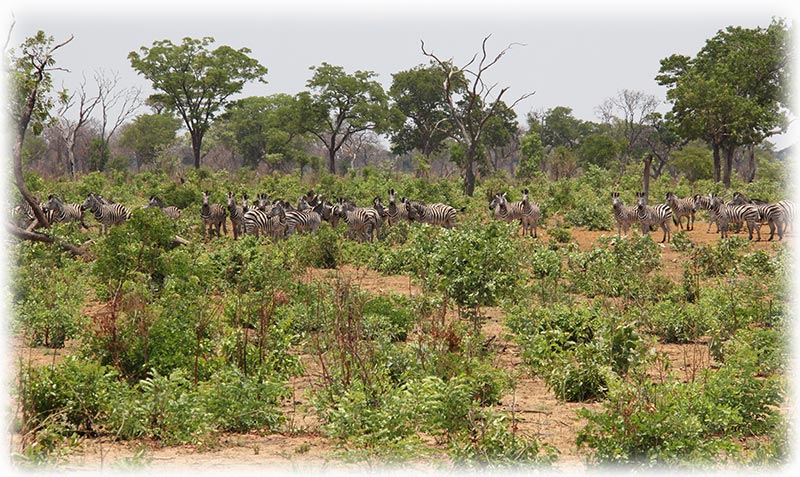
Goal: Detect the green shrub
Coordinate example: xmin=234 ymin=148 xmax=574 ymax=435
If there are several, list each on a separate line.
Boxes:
xmin=199 ymin=367 xmax=288 ymax=433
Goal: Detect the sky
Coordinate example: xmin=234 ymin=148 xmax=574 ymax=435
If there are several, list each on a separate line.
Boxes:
xmin=3 ymin=0 xmax=798 ymax=149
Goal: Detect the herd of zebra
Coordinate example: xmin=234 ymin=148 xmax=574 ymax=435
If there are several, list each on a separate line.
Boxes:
xmin=612 ymin=191 xmax=795 ymax=243
xmin=11 ymin=188 xmax=794 ymax=245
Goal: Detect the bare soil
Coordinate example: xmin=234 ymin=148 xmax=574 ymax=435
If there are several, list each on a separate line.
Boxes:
xmin=9 ymin=223 xmax=789 ymax=472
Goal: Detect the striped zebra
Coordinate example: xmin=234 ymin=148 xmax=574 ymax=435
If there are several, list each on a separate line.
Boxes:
xmin=611 ymin=192 xmax=637 ymax=237
xmin=777 ymin=199 xmax=795 ymax=235
xmin=709 ymin=195 xmax=761 ymax=240
xmin=333 ymin=200 xmax=380 ymax=242
xmin=45 ymin=194 xmax=89 ymax=229
xmin=635 ymin=192 xmax=673 ymax=243
xmin=83 ymin=193 xmax=131 ymax=234
xmin=693 ymin=194 xmax=721 ymax=233
xmin=201 ymin=191 xmax=227 ymax=239
xmin=386 ymin=189 xmax=410 ymax=226
xmin=276 ymin=200 xmax=323 ymax=237
xmin=665 ymin=192 xmax=695 ymax=231
xmin=12 ymin=196 xmax=49 ymax=229
xmin=227 ymin=192 xmax=245 ymax=240
xmin=244 ymin=198 xmax=285 ymax=241
xmin=731 ymin=192 xmax=785 ymax=241
xmin=146 ymin=196 xmax=181 ymax=220
xmin=520 ymin=189 xmax=541 ymax=238
xmin=406 ymin=200 xmax=458 ymax=229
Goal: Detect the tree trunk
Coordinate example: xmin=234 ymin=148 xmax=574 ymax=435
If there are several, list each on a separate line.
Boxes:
xmin=722 ymin=143 xmax=735 ymax=189
xmin=191 ymin=131 xmax=202 ymax=169
xmin=642 ymin=154 xmax=652 ymax=201
xmin=712 ymin=143 xmax=721 ymax=183
xmin=328 ymin=148 xmax=336 ymax=175
xmin=746 ymin=144 xmax=756 ymax=183
xmin=463 ymin=149 xmax=476 ymax=197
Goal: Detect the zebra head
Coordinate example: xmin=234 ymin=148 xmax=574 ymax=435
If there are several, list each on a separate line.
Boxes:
xmin=373 ymin=197 xmax=387 ymax=217
xmin=611 ymin=192 xmax=623 ymax=209
xmin=202 ymin=191 xmax=211 ymax=206
xmin=635 ymin=192 xmax=647 ymax=210
xmin=488 ymin=193 xmax=502 ymax=211
xmin=147 ymin=195 xmax=164 ymax=208
xmin=297 ymin=196 xmax=311 ymax=211
xmin=83 ymin=193 xmax=100 ymax=212
xmin=268 ymin=201 xmax=286 ymax=219
xmin=227 ymin=191 xmax=236 ymax=207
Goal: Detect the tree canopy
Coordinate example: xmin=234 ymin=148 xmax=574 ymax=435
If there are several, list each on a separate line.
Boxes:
xmin=128 ymin=37 xmax=268 ymax=169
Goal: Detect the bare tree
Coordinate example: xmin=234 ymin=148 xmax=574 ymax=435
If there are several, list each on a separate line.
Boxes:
xmin=54 ymin=75 xmax=101 ymax=178
xmin=421 ymin=35 xmax=534 ymax=196
xmin=596 ymin=89 xmax=659 ymax=164
xmin=94 ymin=69 xmax=142 ymax=170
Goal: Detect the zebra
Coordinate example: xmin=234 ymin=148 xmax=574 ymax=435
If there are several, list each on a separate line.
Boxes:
xmin=276 ymin=200 xmax=323 ymax=237
xmin=244 ymin=198 xmax=285 ymax=241
xmin=635 ymin=192 xmax=673 ymax=243
xmin=146 ymin=196 xmax=181 ymax=220
xmin=227 ymin=192 xmax=245 ymax=240
xmin=709 ymin=195 xmax=761 ymax=240
xmin=406 ymin=200 xmax=458 ymax=229
xmin=731 ymin=192 xmax=785 ymax=241
xmin=200 ymin=191 xmax=227 ymax=239
xmin=45 ymin=194 xmax=89 ymax=229
xmin=665 ymin=192 xmax=695 ymax=231
xmin=12 ymin=196 xmax=50 ymax=229
xmin=693 ymin=193 xmax=721 ymax=234
xmin=333 ymin=200 xmax=380 ymax=242
xmin=611 ymin=192 xmax=637 ymax=237
xmin=83 ymin=192 xmax=131 ymax=234
xmin=520 ymin=189 xmax=541 ymax=238
xmin=386 ymin=189 xmax=410 ymax=226
xmin=777 ymin=199 xmax=795 ymax=235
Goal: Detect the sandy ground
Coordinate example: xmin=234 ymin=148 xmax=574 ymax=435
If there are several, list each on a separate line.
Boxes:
xmin=8 ymin=220 xmax=789 ymax=473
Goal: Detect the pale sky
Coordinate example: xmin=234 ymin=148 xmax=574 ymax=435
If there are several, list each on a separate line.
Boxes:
xmin=4 ymin=0 xmax=798 ymax=149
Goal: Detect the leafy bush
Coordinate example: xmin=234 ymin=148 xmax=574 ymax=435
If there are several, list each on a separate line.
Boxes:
xmin=199 ymin=367 xmax=288 ymax=433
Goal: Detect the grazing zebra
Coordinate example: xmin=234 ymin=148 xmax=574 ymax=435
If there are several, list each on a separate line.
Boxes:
xmin=386 ymin=189 xmax=410 ymax=226
xmin=611 ymin=192 xmax=638 ymax=237
xmin=406 ymin=200 xmax=458 ymax=229
xmin=200 ymin=191 xmax=227 ymax=239
xmin=665 ymin=192 xmax=695 ymax=231
xmin=333 ymin=200 xmax=380 ymax=242
xmin=635 ymin=192 xmax=673 ymax=243
xmin=146 ymin=196 xmax=181 ymax=220
xmin=277 ymin=200 xmax=323 ymax=237
xmin=83 ymin=192 xmax=131 ymax=234
xmin=709 ymin=195 xmax=761 ymax=240
xmin=227 ymin=192 xmax=245 ymax=240
xmin=45 ymin=194 xmax=89 ymax=229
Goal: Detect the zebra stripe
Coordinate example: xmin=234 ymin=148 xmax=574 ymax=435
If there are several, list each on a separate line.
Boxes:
xmin=666 ymin=192 xmax=695 ymax=231
xmin=777 ymin=200 xmax=795 ymax=234
xmin=334 ymin=201 xmax=379 ymax=242
xmin=611 ymin=192 xmax=637 ymax=237
xmin=280 ymin=201 xmax=323 ymax=237
xmin=635 ymin=192 xmax=672 ymax=243
xmin=146 ymin=196 xmax=181 ymax=220
xmin=693 ymin=194 xmax=721 ymax=233
xmin=386 ymin=189 xmax=410 ymax=226
xmin=83 ymin=193 xmax=131 ymax=234
xmin=520 ymin=189 xmax=541 ymax=238
xmin=201 ymin=191 xmax=227 ymax=239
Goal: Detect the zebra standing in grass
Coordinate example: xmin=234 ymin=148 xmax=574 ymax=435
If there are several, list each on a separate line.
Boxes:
xmin=666 ymin=192 xmax=695 ymax=231
xmin=278 ymin=199 xmax=323 ymax=237
xmin=45 ymin=194 xmax=89 ymax=229
xmin=386 ymin=189 xmax=410 ymax=226
xmin=83 ymin=192 xmax=131 ymax=234
xmin=611 ymin=192 xmax=637 ymax=237
xmin=201 ymin=191 xmax=227 ymax=239
xmin=333 ymin=200 xmax=380 ymax=242
xmin=731 ymin=192 xmax=785 ymax=241
xmin=520 ymin=189 xmax=541 ymax=238
xmin=635 ymin=192 xmax=673 ymax=243
xmin=406 ymin=200 xmax=458 ymax=229
xmin=709 ymin=195 xmax=760 ymax=240
xmin=146 ymin=196 xmax=181 ymax=220
xmin=227 ymin=192 xmax=245 ymax=240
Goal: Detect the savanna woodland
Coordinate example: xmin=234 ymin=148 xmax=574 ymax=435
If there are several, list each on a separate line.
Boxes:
xmin=4 ymin=17 xmax=795 ymax=472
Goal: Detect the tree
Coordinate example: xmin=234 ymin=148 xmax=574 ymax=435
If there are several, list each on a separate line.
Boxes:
xmin=296 ymin=63 xmax=391 ymax=174
xmin=53 ymin=75 xmax=101 ymax=178
xmin=6 ymin=30 xmax=85 ymax=254
xmin=517 ymin=129 xmax=544 ymax=179
xmin=656 ymin=19 xmax=791 ymax=187
xmin=118 ymin=113 xmax=182 ymax=170
xmin=388 ymin=64 xmax=459 ymax=159
xmin=422 ymin=35 xmax=533 ymax=196
xmin=128 ymin=37 xmax=268 ymax=169
xmin=527 ymin=106 xmax=591 ymax=153
xmin=578 ymin=133 xmax=622 ymax=170
xmin=218 ymin=94 xmax=307 ymax=169
xmin=92 ymin=69 xmax=142 ymax=172
xmin=596 ymin=89 xmax=659 ymax=164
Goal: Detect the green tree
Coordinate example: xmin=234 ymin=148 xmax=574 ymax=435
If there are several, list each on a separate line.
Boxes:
xmin=422 ymin=36 xmax=533 ymax=196
xmin=578 ymin=133 xmax=622 ymax=170
xmin=296 ymin=63 xmax=391 ymax=174
xmin=128 ymin=37 xmax=268 ymax=169
xmin=517 ymin=129 xmax=544 ymax=179
xmin=528 ymin=106 xmax=590 ymax=152
xmin=218 ymin=94 xmax=307 ymax=169
xmin=670 ymin=142 xmax=714 ymax=181
xmin=656 ymin=19 xmax=791 ymax=187
xmin=118 ymin=113 xmax=182 ymax=170
xmin=388 ymin=64 xmax=460 ymax=159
